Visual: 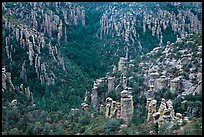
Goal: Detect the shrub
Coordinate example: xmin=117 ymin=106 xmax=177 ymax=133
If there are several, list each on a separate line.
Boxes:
xmin=42 ymin=122 xmax=50 ymax=135
xmin=183 ymin=118 xmax=202 ymax=135
xmin=132 ymin=109 xmax=146 ymax=125
xmin=78 ymin=114 xmax=91 ymax=126
xmin=119 ymin=124 xmax=139 ymax=135
xmin=104 ymin=118 xmax=120 ymax=135
xmin=64 ymin=120 xmax=70 ymax=128
xmin=8 ymin=128 xmax=20 ymax=135
xmin=105 ymin=90 xmax=119 ymax=101
xmin=55 ymin=126 xmax=65 ymax=135
xmin=83 ymin=128 xmax=94 ymax=135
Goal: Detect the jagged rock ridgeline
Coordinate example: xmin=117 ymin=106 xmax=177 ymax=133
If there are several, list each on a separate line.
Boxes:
xmin=3 ymin=2 xmax=86 ymax=44
xmin=2 ymin=16 xmax=59 ymax=86
xmin=2 ymin=2 xmax=86 ymax=87
xmin=99 ymin=2 xmax=202 ymax=48
xmin=2 ymin=2 xmax=88 ymax=88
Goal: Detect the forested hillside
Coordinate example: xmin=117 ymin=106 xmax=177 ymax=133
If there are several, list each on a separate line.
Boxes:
xmin=2 ymin=2 xmax=202 ymax=135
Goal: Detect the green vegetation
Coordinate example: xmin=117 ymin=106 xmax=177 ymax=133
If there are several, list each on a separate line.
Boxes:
xmin=2 ymin=2 xmax=202 ymax=135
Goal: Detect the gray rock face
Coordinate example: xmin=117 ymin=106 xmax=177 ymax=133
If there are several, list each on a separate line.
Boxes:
xmin=170 ymin=77 xmax=181 ymax=93
xmin=181 ymin=79 xmax=193 ymax=91
xmin=154 ymin=76 xmax=168 ymax=91
xmin=187 ymin=106 xmax=199 ymax=117
xmin=107 ymin=76 xmax=115 ymax=93
xmin=100 ymin=3 xmax=201 ymax=48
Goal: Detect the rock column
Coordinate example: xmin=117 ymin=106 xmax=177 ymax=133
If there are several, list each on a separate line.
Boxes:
xmin=91 ymin=81 xmax=99 ymax=111
xmin=108 ymin=76 xmax=115 ymax=93
xmin=120 ymin=89 xmax=134 ymax=123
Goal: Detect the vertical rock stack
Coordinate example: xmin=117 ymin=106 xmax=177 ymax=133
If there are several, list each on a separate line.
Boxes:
xmin=147 ymin=99 xmax=157 ymax=122
xmin=3 ymin=2 xmax=87 ymax=47
xmin=193 ymin=80 xmax=202 ymax=95
xmin=81 ymin=8 xmax=85 ymax=26
xmin=153 ymin=112 xmax=160 ymax=124
xmin=122 ymin=75 xmax=127 ymax=90
xmin=160 ymin=99 xmax=175 ymax=129
xmin=105 ymin=97 xmax=120 ymax=118
xmin=158 ymin=98 xmax=167 ymax=117
xmin=2 ymin=67 xmax=7 ymax=91
xmin=99 ymin=104 xmax=105 ymax=113
xmin=105 ymin=97 xmax=113 ymax=118
xmin=174 ymin=113 xmax=183 ymax=126
xmin=120 ymin=89 xmax=134 ymax=123
xmin=64 ymin=26 xmax=67 ymax=42
xmin=107 ymin=76 xmax=115 ymax=93
xmin=148 ymin=71 xmax=160 ymax=92
xmin=116 ymin=102 xmax=121 ymax=118
xmin=2 ymin=67 xmax=35 ymax=106
xmin=91 ymin=81 xmax=99 ymax=111
xmin=166 ymin=99 xmax=175 ymax=119
xmin=20 ymin=61 xmax=27 ymax=82
xmin=2 ymin=67 xmax=15 ymax=92
xmin=2 ymin=14 xmax=59 ymax=86
xmin=57 ymin=20 xmax=63 ymax=45
xmin=110 ymin=101 xmax=117 ymax=118
xmin=69 ymin=108 xmax=79 ymax=121
xmin=84 ymin=91 xmax=89 ymax=103
xmin=118 ymin=57 xmax=126 ymax=72
xmin=146 ymin=98 xmax=153 ymax=112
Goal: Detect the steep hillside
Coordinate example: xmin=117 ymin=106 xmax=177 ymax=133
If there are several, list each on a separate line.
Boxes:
xmin=2 ymin=2 xmax=202 ymax=135
xmin=78 ymin=32 xmax=202 ymax=135
xmin=2 ymin=2 xmax=103 ymax=113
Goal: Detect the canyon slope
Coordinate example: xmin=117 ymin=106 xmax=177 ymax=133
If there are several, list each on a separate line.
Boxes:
xmin=2 ymin=2 xmax=202 ymax=135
